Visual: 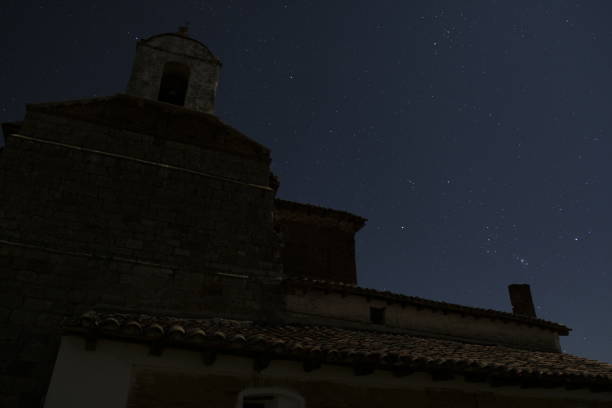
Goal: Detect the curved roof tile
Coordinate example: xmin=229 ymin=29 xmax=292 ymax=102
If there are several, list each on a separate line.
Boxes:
xmin=65 ymin=311 xmax=612 ymax=391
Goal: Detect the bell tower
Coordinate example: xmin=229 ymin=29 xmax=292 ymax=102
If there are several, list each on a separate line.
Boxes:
xmin=126 ymin=27 xmax=221 ymax=113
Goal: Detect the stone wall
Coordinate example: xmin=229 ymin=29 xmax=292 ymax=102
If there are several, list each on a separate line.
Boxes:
xmin=276 ymin=220 xmax=357 ymax=283
xmin=0 ymin=108 xmax=283 ymax=407
xmin=274 ymin=200 xmax=365 ymax=284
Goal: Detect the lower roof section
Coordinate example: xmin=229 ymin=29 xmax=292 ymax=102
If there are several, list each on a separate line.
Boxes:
xmin=45 ymin=336 xmax=612 ymax=408
xmin=64 ymin=310 xmax=612 ymax=393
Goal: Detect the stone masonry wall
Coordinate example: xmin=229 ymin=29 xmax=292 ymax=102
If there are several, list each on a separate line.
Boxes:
xmin=0 ymin=112 xmax=283 ymax=407
xmin=20 ymin=110 xmax=270 ymax=186
xmin=277 ymin=220 xmax=357 ymax=284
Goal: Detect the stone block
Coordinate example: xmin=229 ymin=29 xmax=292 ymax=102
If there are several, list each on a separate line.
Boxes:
xmin=0 ymin=294 xmax=23 ymax=309
xmin=0 ymin=325 xmax=21 ymax=342
xmin=22 ymin=298 xmax=53 ymax=312
xmin=9 ymin=310 xmax=40 ymax=326
xmin=6 ymin=360 xmax=35 ymax=377
xmin=0 ymin=395 xmax=18 ymax=408
xmin=125 ymin=239 xmax=143 ymax=249
xmin=35 ymin=313 xmax=64 ymax=329
xmin=0 ymin=308 xmax=10 ymax=324
xmin=19 ymin=391 xmax=44 ymax=408
xmin=0 ymin=374 xmax=15 ymax=393
xmin=19 ymin=341 xmax=52 ymax=363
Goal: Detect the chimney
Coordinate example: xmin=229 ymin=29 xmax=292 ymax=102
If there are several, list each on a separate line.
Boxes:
xmin=177 ymin=26 xmax=189 ymax=37
xmin=508 ymin=284 xmax=536 ymax=317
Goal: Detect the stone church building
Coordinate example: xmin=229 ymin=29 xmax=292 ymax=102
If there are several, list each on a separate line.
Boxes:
xmin=1 ymin=28 xmax=612 ymax=408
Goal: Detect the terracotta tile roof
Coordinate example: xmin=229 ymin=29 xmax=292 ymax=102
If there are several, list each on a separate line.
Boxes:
xmin=284 ymin=277 xmax=571 ymax=335
xmin=65 ymin=311 xmax=612 ymax=392
xmin=275 ymin=199 xmax=367 ymax=230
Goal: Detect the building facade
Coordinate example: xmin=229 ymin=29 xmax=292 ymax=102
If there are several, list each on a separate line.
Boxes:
xmin=1 ymin=28 xmax=612 ymax=408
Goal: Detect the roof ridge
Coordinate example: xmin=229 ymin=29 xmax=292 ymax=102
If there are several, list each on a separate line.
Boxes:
xmin=275 ymin=198 xmax=367 ymax=225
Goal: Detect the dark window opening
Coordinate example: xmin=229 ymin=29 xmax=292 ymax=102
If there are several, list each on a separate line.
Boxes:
xmin=370 ymin=307 xmax=385 ymax=324
xmin=158 ymin=62 xmax=190 ymax=106
xmin=240 ymin=389 xmax=304 ymax=408
xmin=243 ymin=395 xmax=274 ymax=408
xmin=244 ymin=403 xmax=266 ymax=408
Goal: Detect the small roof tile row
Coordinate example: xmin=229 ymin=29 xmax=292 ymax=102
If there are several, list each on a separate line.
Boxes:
xmin=275 ymin=199 xmax=367 ymax=229
xmin=284 ymin=277 xmax=571 ymax=335
xmin=65 ymin=311 xmax=612 ymax=392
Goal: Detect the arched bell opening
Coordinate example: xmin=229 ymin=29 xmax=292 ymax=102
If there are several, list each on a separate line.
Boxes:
xmin=157 ymin=61 xmax=190 ymax=106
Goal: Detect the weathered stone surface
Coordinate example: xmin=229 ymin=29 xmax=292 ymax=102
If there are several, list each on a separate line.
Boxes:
xmin=0 ymin=88 xmax=283 ymax=407
xmin=126 ymin=31 xmax=221 ymax=114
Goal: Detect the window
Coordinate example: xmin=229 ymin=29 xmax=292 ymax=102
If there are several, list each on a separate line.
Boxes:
xmin=157 ymin=61 xmax=190 ymax=106
xmin=243 ymin=395 xmax=274 ymax=408
xmin=370 ymin=306 xmax=385 ymax=324
xmin=237 ymin=387 xmax=304 ymax=408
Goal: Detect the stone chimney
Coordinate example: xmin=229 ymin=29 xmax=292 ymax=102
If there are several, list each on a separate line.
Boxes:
xmin=508 ymin=284 xmax=536 ymax=317
xmin=177 ymin=26 xmax=189 ymax=37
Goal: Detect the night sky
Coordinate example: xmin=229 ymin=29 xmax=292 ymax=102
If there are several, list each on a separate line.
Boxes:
xmin=2 ymin=1 xmax=612 ymax=364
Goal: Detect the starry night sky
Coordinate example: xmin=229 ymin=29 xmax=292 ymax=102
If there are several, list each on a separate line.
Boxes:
xmin=2 ymin=1 xmax=612 ymax=363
